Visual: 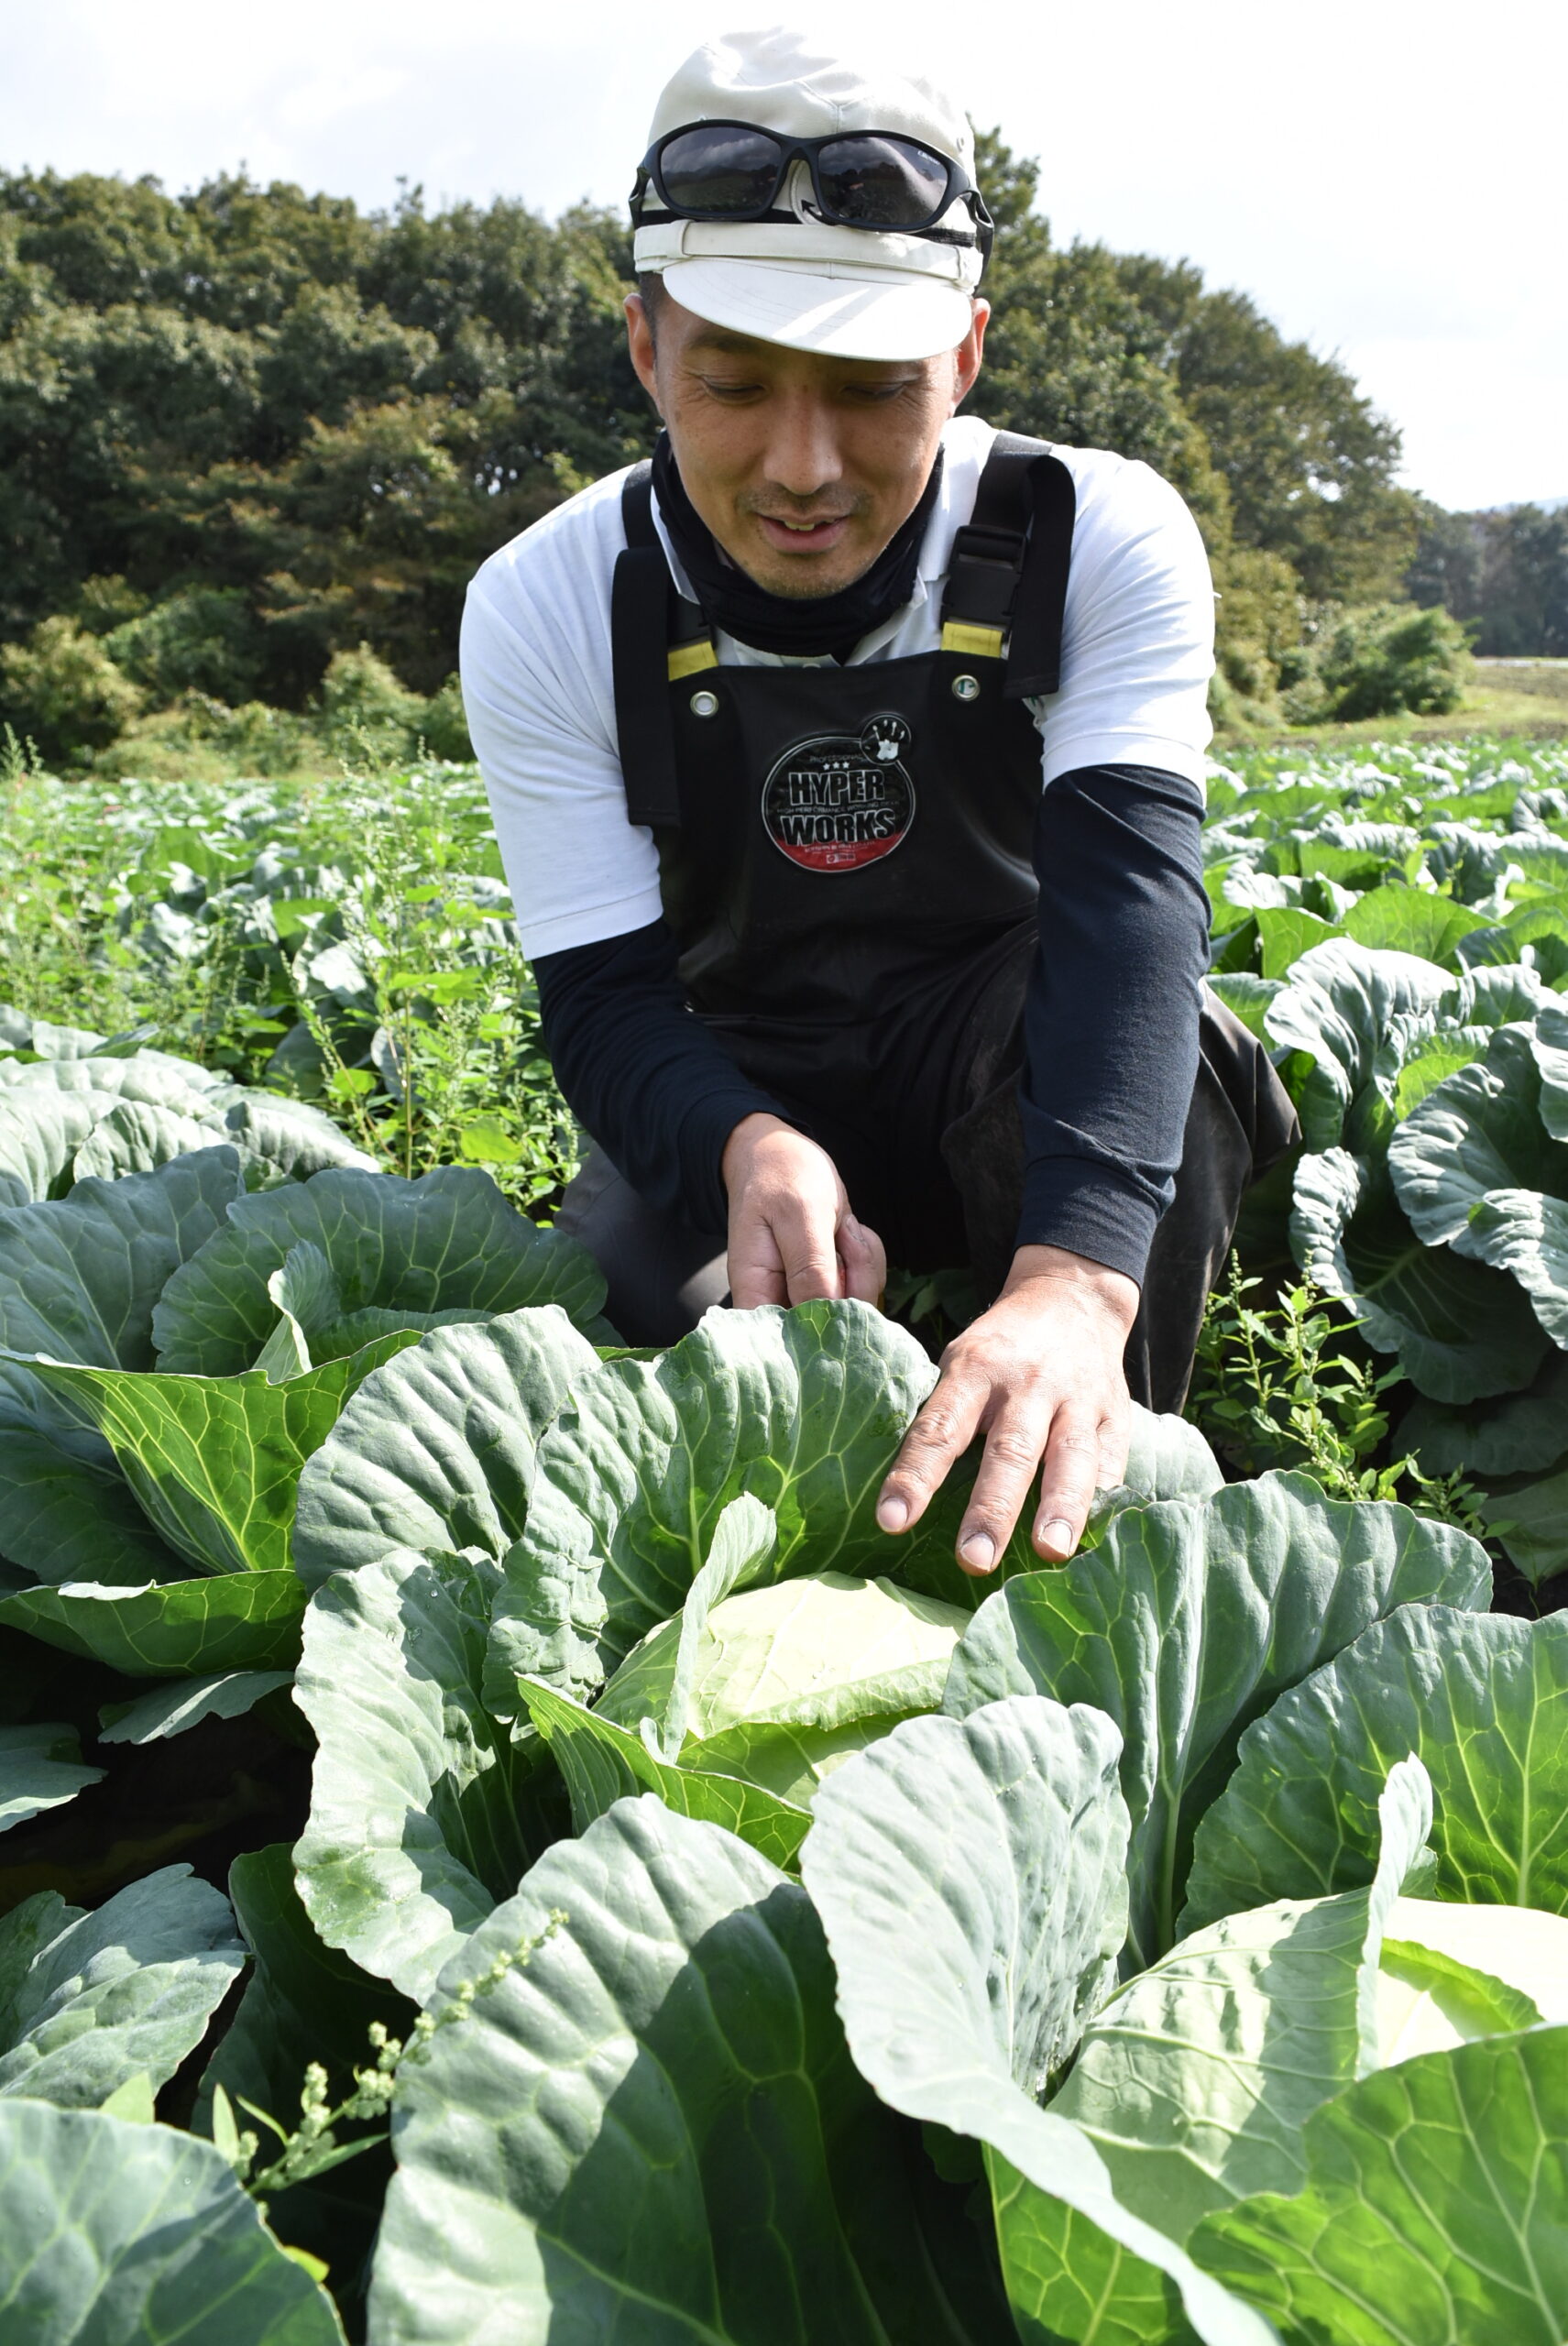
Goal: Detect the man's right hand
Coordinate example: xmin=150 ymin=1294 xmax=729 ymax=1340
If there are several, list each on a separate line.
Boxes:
xmin=722 ymin=1113 xmax=885 ymax=1309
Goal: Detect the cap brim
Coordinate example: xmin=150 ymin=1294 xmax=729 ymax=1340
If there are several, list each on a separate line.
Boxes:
xmin=660 ymin=255 xmax=974 ymax=362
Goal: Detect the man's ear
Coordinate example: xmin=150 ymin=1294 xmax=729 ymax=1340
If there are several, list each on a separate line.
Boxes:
xmin=951 ymin=298 xmax=990 ymax=412
xmin=624 ymin=293 xmax=663 ymax=414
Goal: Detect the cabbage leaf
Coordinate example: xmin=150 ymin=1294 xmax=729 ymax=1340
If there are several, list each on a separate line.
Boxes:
xmin=943 ymin=1473 xmax=1490 ymax=1965
xmin=371 ymin=1793 xmax=1003 ymax=2345
xmin=151 ymin=1164 xmax=606 ymax=1373
xmin=1182 ymin=1606 xmax=1568 ymax=1927
xmin=0 ymin=2099 xmax=345 ymax=2343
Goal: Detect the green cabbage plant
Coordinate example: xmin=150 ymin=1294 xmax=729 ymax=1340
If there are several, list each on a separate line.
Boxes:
xmin=0 ymin=1155 xmax=608 ymax=1683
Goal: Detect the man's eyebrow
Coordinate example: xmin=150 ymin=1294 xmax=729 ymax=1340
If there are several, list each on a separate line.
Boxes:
xmin=682 ymin=325 xmax=911 ymax=374
xmin=684 ymin=326 xmax=774 ymax=356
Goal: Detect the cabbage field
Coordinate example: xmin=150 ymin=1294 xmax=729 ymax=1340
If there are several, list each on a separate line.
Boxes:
xmin=1 ymin=735 xmax=1565 ymax=2345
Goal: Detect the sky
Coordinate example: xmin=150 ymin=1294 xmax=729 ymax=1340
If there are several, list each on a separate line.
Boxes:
xmin=4 ymin=0 xmax=1563 ymax=514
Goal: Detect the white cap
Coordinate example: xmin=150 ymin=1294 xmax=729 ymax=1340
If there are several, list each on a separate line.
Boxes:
xmin=633 ymin=27 xmax=983 ymax=362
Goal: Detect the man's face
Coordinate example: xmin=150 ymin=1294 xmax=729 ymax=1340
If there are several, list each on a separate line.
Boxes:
xmin=625 ymin=289 xmax=989 ymax=599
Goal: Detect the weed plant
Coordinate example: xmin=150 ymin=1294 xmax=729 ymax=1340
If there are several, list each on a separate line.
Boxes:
xmin=213 ymin=1914 xmax=565 ymax=2216
xmin=274 ymin=755 xmax=576 ymax=1206
xmin=0 ymin=739 xmax=577 ymax=1210
xmin=1189 ymin=1257 xmax=1486 ymax=1532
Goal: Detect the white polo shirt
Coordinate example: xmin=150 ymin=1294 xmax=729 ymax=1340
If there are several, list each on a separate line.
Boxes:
xmin=460 ymin=414 xmax=1215 ymax=960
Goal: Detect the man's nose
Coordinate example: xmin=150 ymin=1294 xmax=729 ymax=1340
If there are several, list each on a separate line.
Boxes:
xmin=761 ymin=392 xmax=845 ymax=500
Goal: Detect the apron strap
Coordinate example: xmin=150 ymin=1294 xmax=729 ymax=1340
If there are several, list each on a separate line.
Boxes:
xmin=613 ymin=464 xmax=712 ymax=828
xmin=613 ymin=434 xmax=1075 ymax=826
xmin=940 ymin=431 xmax=1076 ymax=700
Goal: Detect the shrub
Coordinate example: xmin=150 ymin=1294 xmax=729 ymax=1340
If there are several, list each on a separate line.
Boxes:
xmin=74 ymin=574 xmax=150 ymax=634
xmin=1316 ymin=601 xmax=1471 ymax=720
xmin=314 ymin=642 xmax=425 ymax=761
xmin=90 ymin=692 xmax=313 ymax=780
xmin=103 ymin=586 xmax=266 ymax=706
xmin=419 ymin=672 xmax=474 ymax=761
xmin=1277 ymin=634 xmax=1334 ymax=725
xmin=1207 ymin=664 xmax=1264 ymax=736
xmin=0 ymin=614 xmax=144 ymax=764
xmin=1209 ymin=544 xmax=1299 ymax=731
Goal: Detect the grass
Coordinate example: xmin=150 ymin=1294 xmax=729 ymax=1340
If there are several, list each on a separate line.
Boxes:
xmin=1232 ymin=660 xmax=1568 ymax=751
xmin=1474 ymin=657 xmax=1568 ymax=701
xmin=77 ymin=669 xmax=1567 ymax=784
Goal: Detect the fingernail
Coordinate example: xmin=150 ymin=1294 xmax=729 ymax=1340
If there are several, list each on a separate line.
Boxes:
xmin=878 ymin=1496 xmax=909 ymax=1533
xmin=1040 ymin=1518 xmax=1074 ymax=1554
xmin=959 ymin=1531 xmax=996 ymax=1572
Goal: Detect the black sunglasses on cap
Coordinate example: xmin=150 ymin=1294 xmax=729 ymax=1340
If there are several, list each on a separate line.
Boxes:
xmin=631 ymin=120 xmax=992 ymax=262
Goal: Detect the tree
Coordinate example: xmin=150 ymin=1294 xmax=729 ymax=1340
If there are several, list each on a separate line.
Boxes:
xmin=1112 ymin=260 xmax=1417 ymax=604
xmin=0 ymin=144 xmax=1424 ymax=753
xmin=964 ymin=131 xmax=1417 ymax=716
xmin=1410 ymin=501 xmax=1568 ymax=656
xmin=0 ymin=170 xmax=644 ymax=710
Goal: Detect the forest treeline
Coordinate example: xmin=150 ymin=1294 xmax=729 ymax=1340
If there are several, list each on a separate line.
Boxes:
xmin=0 ymin=134 xmax=1502 ymax=770
xmin=1410 ymin=501 xmax=1568 ymax=659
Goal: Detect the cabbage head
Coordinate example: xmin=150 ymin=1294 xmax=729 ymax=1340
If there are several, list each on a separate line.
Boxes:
xmin=597 ymin=1569 xmax=970 ymax=1806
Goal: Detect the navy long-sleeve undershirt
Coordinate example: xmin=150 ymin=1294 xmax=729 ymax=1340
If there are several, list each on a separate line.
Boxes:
xmin=532 ymin=762 xmax=1209 ymax=1287
xmin=1014 ymin=762 xmax=1208 ymax=1281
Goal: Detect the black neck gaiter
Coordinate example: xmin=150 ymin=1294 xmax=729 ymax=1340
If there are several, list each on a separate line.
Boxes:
xmin=651 ymin=432 xmax=944 ymax=661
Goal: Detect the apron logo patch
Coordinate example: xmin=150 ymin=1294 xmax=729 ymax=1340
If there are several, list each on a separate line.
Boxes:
xmin=761 ymin=715 xmax=916 ymax=872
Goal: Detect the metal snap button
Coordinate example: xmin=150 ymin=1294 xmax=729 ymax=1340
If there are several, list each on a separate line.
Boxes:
xmin=690 ymin=689 xmax=719 ymax=718
xmin=951 ymin=673 xmax=981 ymax=702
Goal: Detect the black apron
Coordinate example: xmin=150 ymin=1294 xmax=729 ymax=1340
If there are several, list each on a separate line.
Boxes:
xmin=587 ymin=434 xmax=1300 ymax=1361
xmin=609 ymin=433 xmax=1073 ymax=1263
xmin=609 ymin=429 xmax=1080 ymax=1257
xmin=611 ymin=430 xmax=1073 ymax=1028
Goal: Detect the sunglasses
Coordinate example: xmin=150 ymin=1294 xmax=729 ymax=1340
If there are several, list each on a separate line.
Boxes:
xmin=631 ymin=121 xmax=992 ymax=261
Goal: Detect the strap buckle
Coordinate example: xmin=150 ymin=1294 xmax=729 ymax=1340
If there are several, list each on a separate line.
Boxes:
xmin=945 ymin=521 xmax=1025 ymax=636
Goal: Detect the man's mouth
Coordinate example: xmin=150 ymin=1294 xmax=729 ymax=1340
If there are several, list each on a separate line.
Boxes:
xmin=755 ymin=513 xmax=851 ymax=552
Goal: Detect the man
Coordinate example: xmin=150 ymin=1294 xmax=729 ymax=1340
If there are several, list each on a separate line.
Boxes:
xmin=461 ymin=28 xmax=1295 ymax=1583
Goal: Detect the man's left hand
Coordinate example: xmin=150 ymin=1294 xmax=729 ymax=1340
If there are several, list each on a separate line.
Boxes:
xmin=875 ymin=1244 xmax=1138 ymax=1573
